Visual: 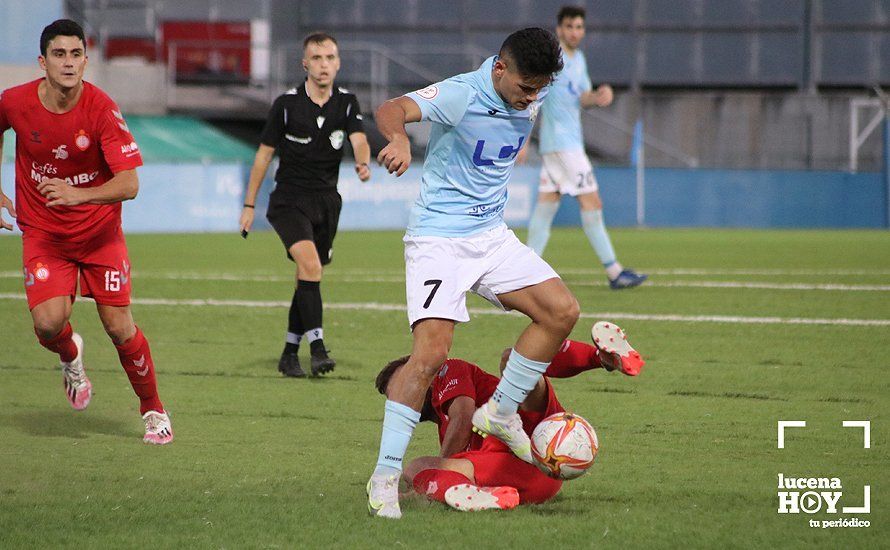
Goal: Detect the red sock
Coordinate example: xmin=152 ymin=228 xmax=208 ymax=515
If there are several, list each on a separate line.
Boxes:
xmin=37 ymin=322 xmax=78 ymax=363
xmin=115 ymin=326 xmax=164 ymax=415
xmin=412 ymin=469 xmax=473 ymax=503
xmin=545 ymin=339 xmax=602 ymax=378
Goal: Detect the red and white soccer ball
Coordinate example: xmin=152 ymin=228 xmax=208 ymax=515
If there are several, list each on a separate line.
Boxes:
xmin=530 ymin=412 xmax=598 ymax=480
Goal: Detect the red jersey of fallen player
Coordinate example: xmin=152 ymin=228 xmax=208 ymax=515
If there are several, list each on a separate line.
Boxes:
xmin=430 ymin=358 xmax=565 ymax=452
xmin=0 ymin=79 xmax=142 ymax=240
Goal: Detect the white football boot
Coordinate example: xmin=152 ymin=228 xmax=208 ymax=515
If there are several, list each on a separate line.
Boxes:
xmin=367 ymin=473 xmax=401 ymax=519
xmin=444 ymin=484 xmax=520 ymax=512
xmin=142 ymin=410 xmax=174 ymax=445
xmin=61 ymin=333 xmax=92 ymax=410
xmin=471 ymin=400 xmax=533 ymax=463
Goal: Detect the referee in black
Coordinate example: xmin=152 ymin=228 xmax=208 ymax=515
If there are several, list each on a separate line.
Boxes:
xmin=240 ymin=32 xmax=371 ymax=377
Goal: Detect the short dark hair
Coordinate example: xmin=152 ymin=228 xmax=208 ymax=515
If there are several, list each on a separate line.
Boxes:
xmin=558 ymin=5 xmax=586 ymax=24
xmin=375 ymin=356 xmax=437 ymax=423
xmin=303 ymin=32 xmax=338 ymax=51
xmin=498 ymin=27 xmax=563 ymax=80
xmin=375 ymin=355 xmax=410 ymax=395
xmin=40 ymin=19 xmax=85 ymax=56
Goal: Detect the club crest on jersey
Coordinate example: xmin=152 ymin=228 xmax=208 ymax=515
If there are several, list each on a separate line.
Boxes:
xmin=528 ymin=102 xmax=540 ymax=122
xmin=329 ymin=130 xmax=344 ymax=150
xmin=415 ymin=85 xmax=439 ymax=100
xmin=34 ymin=263 xmax=50 ymax=282
xmin=74 ymin=130 xmax=90 ymax=151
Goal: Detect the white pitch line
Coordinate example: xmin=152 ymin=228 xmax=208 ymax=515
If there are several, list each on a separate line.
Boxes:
xmin=2 ymin=271 xmax=888 ymax=291
xmin=0 ymin=292 xmax=888 ymax=327
xmin=5 ymin=267 xmax=890 ymax=279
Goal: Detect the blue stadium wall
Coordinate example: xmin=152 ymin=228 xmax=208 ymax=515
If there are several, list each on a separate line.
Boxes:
xmin=0 ymin=164 xmax=885 ymax=233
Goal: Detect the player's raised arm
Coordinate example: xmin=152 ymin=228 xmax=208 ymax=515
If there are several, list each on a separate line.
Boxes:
xmin=375 ymin=96 xmax=421 ymax=176
xmin=0 ymin=134 xmax=17 ymax=230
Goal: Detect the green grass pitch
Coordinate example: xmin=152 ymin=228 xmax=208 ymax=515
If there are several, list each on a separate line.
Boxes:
xmin=0 ymin=228 xmax=887 ymax=548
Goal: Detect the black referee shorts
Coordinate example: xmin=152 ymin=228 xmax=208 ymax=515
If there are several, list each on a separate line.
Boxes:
xmin=266 ymin=191 xmax=342 ymax=265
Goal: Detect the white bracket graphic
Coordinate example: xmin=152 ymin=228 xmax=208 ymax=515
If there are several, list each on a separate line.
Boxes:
xmin=842 ymin=420 xmax=871 ymax=449
xmin=842 ymin=485 xmax=871 ymax=514
xmin=777 ymin=421 xmax=807 ymax=449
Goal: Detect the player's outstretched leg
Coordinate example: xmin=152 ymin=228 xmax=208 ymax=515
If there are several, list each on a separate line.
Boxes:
xmin=445 ymin=484 xmax=520 ymax=512
xmin=475 ymin=279 xmax=579 ymax=462
xmin=113 ymin=324 xmax=173 ymax=444
xmin=413 ymin=468 xmax=519 ymax=512
xmin=591 ymin=321 xmax=644 ymax=376
xmin=579 ymin=208 xmax=647 ymax=290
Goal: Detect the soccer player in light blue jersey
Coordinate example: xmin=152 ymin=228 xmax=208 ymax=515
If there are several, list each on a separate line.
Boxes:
xmin=367 ymin=28 xmax=580 ymax=519
xmin=526 ymin=5 xmax=647 ymax=290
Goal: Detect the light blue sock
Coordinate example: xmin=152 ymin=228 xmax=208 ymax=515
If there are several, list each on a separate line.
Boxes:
xmin=526 ymin=200 xmax=560 ymax=255
xmin=581 ymin=209 xmax=618 ymax=267
xmin=492 ymin=349 xmax=550 ymax=416
xmin=374 ymin=400 xmax=420 ymax=476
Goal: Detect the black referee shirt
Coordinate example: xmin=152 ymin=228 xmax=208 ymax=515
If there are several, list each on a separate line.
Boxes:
xmin=260 ymin=82 xmax=364 ymax=194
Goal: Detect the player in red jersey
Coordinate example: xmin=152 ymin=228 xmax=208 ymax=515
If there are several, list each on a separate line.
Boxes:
xmin=374 ymin=322 xmax=643 ymax=511
xmin=0 ymin=19 xmax=172 ymax=444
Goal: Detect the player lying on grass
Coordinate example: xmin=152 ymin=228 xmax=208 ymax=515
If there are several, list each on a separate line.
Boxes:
xmin=374 ymin=322 xmax=644 ymax=511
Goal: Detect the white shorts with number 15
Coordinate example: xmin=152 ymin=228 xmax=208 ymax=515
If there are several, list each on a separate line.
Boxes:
xmin=404 ymin=224 xmax=559 ymax=327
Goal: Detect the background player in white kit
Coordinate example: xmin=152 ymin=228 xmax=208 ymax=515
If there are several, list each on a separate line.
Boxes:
xmin=368 ymin=28 xmax=580 ymax=519
xmin=525 ymin=5 xmax=647 ymax=290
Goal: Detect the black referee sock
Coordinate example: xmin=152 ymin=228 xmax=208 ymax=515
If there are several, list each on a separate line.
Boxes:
xmin=296 ymin=279 xmax=324 ymax=347
xmin=284 ymin=289 xmax=303 ymax=355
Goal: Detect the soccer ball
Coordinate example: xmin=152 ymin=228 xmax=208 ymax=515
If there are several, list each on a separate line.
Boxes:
xmin=530 ymin=412 xmax=598 ymax=480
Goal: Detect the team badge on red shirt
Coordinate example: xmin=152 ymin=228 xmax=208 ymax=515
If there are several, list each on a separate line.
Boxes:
xmin=74 ymin=129 xmax=90 ymax=151
xmin=34 ymin=263 xmax=50 ymax=282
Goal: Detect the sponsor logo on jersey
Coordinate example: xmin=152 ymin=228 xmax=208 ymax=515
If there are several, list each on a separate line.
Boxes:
xmin=329 ymin=130 xmax=344 ymax=150
xmin=52 ymin=145 xmax=69 ymax=160
xmin=31 ymin=162 xmax=58 ymax=176
xmin=415 ymin=85 xmax=439 ymax=100
xmin=120 ymin=141 xmax=139 ymax=155
xmin=285 ymin=134 xmax=311 ymax=144
xmin=437 ymin=377 xmax=459 ymax=401
xmin=74 ymin=129 xmax=90 ymax=151
xmin=29 ymin=168 xmax=99 ymax=187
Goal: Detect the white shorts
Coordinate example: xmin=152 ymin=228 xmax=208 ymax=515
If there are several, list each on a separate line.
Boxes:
xmin=404 ymin=224 xmax=560 ymax=326
xmin=539 ymin=149 xmax=599 ymax=196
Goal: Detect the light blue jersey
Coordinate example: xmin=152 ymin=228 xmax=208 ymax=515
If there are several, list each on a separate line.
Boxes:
xmin=405 ymin=56 xmax=544 ymax=237
xmin=539 ymin=49 xmax=591 ymax=154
